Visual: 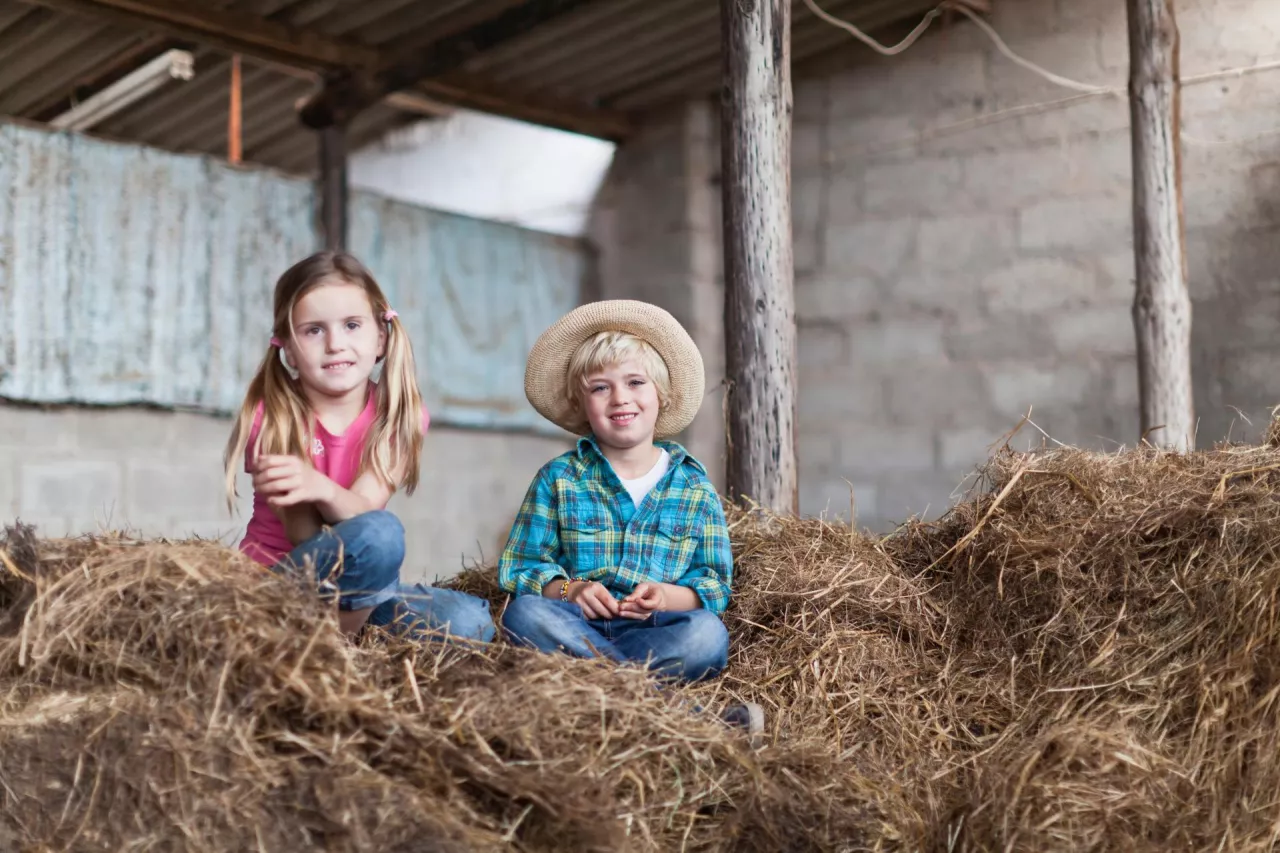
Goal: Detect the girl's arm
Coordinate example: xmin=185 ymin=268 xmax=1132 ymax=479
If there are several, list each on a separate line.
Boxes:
xmin=312 ymin=471 xmax=394 ymax=524
xmin=255 ymin=455 xmax=398 ymax=524
xmin=276 ymin=503 xmax=324 ymax=545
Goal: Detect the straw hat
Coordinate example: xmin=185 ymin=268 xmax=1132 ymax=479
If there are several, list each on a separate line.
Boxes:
xmin=524 ymin=300 xmax=705 ymax=439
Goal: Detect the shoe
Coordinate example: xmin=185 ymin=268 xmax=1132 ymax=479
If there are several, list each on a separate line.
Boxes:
xmin=721 ymin=701 xmax=766 ymax=748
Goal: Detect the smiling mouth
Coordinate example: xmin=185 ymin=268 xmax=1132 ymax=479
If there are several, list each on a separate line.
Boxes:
xmin=610 ymin=412 xmax=638 ymax=425
xmin=323 ymin=362 xmax=355 ymax=371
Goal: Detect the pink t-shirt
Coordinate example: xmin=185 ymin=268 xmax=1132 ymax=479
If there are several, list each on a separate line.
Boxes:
xmin=238 ymin=387 xmax=429 ymax=567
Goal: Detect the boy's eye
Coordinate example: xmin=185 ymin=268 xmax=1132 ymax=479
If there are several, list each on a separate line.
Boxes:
xmin=592 ymin=384 xmax=608 ymax=393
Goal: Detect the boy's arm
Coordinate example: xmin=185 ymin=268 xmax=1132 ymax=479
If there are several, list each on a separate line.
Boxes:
xmin=498 ymin=468 xmax=568 ymax=597
xmin=669 ymin=495 xmax=733 ymax=615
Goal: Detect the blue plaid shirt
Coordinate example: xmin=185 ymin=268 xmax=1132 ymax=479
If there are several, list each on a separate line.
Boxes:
xmin=498 ymin=436 xmax=734 ymax=615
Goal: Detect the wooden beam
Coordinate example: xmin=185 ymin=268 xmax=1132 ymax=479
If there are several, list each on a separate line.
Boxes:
xmin=298 ymin=0 xmax=599 ymax=129
xmin=21 ymin=0 xmax=631 ymax=141
xmin=318 ymin=125 xmax=347 ymax=250
xmin=720 ymin=0 xmax=798 ymax=514
xmin=417 ymin=75 xmax=632 ymax=140
xmin=18 ymin=0 xmax=379 ymax=71
xmin=1126 ymin=0 xmax=1193 ymax=450
xmin=228 ymin=53 xmax=242 ymax=163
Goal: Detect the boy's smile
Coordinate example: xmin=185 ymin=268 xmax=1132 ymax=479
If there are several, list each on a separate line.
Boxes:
xmin=582 ymin=358 xmax=661 ymax=450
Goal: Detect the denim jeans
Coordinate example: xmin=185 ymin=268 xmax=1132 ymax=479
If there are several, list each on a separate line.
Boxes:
xmin=274 ymin=510 xmax=496 ymax=643
xmin=500 ymin=595 xmax=729 ymax=683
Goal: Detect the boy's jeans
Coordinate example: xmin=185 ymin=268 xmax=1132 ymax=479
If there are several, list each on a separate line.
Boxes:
xmin=500 ymin=595 xmax=729 ymax=682
xmin=274 ymin=509 xmax=496 ymax=643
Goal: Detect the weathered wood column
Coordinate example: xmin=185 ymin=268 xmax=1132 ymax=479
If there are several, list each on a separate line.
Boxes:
xmin=719 ymin=0 xmax=798 ymax=513
xmin=1127 ymin=0 xmax=1193 ymax=450
xmin=318 ymin=123 xmax=348 ymax=250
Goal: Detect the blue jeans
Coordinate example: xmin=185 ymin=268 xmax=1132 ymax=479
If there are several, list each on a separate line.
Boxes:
xmin=500 ymin=595 xmax=729 ymax=683
xmin=274 ymin=510 xmax=496 ymax=643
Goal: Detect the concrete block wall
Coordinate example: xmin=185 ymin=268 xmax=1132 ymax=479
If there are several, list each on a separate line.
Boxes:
xmin=587 ymin=100 xmax=727 ymax=488
xmin=0 ymin=404 xmax=566 ymax=582
xmin=591 ymin=0 xmax=1280 ymax=531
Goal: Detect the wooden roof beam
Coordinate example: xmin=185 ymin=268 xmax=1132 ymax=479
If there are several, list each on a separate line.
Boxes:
xmin=17 ymin=0 xmax=631 ymax=140
xmin=17 ymin=0 xmax=380 ymax=71
xmin=297 ymin=0 xmax=600 ymax=129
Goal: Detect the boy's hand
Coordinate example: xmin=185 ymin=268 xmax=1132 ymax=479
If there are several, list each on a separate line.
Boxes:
xmin=253 ymin=455 xmax=335 ymax=508
xmin=568 ymin=580 xmax=620 ymax=620
xmin=619 ymin=582 xmax=665 ymax=619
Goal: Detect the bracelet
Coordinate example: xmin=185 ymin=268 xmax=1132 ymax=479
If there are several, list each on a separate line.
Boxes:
xmin=559 ymin=578 xmax=573 ymax=601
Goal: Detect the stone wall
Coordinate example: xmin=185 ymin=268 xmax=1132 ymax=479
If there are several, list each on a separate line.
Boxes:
xmin=589 ymin=0 xmax=1280 ymax=530
xmin=0 ymin=404 xmax=566 ymax=583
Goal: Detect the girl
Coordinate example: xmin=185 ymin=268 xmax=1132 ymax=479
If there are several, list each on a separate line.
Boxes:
xmin=223 ymin=250 xmax=495 ymax=643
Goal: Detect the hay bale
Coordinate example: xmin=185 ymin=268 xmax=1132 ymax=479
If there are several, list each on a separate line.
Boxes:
xmin=12 ymin=433 xmax=1280 ymax=851
xmin=945 ymin=718 xmax=1192 ymax=852
xmin=0 ymin=524 xmax=878 ymax=852
xmin=891 ymin=444 xmax=1280 ymax=850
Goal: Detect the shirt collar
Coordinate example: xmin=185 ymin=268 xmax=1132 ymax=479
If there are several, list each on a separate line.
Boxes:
xmin=575 ymin=434 xmax=702 ymax=473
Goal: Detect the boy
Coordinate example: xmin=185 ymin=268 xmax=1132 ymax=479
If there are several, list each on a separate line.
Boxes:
xmin=498 ymin=300 xmax=762 ymax=736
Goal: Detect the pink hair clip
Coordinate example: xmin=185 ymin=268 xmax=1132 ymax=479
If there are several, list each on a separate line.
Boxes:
xmin=382 ymin=309 xmax=398 ymax=322
xmin=270 ymin=337 xmax=284 ymax=348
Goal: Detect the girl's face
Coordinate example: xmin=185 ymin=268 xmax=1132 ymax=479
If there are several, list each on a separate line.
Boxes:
xmin=580 ymin=358 xmax=661 ymax=451
xmin=284 ymin=281 xmax=386 ymax=399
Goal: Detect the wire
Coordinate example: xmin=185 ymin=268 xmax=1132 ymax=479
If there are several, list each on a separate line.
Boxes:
xmin=799 ymin=0 xmax=948 ymax=56
xmin=804 ymin=0 xmax=1280 ymax=156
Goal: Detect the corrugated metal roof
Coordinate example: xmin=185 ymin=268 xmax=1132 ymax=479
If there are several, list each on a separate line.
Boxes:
xmin=0 ymin=0 xmax=937 ymax=176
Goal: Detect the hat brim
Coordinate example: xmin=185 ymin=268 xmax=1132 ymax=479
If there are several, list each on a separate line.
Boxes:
xmin=524 ymin=300 xmax=705 ymax=439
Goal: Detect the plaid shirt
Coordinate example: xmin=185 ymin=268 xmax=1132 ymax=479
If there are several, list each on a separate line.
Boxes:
xmin=498 ymin=436 xmax=733 ymax=615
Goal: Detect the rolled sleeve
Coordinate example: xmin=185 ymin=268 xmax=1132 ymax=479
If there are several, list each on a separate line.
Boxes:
xmin=497 ymin=468 xmax=566 ymax=597
xmin=673 ymin=498 xmax=733 ymax=615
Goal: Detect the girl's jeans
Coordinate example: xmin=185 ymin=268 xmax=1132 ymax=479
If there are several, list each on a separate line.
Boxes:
xmin=273 ymin=509 xmax=496 ymax=643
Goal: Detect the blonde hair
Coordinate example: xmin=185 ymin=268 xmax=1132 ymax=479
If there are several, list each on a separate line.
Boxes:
xmin=223 ymin=251 xmax=424 ymax=510
xmin=564 ymin=331 xmax=671 ymax=433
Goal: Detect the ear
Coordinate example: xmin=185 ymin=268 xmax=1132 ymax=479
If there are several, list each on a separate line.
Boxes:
xmin=376 ymin=323 xmax=388 ymax=360
xmin=278 ymin=346 xmax=300 ymax=381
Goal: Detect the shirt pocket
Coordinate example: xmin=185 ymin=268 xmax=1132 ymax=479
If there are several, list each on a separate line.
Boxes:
xmin=652 ymin=513 xmax=700 ymax=582
xmin=558 ymin=494 xmax=608 ymax=573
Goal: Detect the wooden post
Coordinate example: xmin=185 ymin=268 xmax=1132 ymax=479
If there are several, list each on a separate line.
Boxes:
xmin=719 ymin=0 xmax=798 ymax=513
xmin=1127 ymin=0 xmax=1193 ymax=450
xmin=318 ymin=124 xmax=347 ymax=250
xmin=228 ymin=54 xmax=242 ymax=164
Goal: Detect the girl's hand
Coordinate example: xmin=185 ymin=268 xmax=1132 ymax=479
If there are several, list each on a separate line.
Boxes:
xmin=619 ymin=582 xmax=665 ymax=620
xmin=253 ymin=455 xmax=335 ymax=508
xmin=567 ymin=580 xmax=620 ymax=620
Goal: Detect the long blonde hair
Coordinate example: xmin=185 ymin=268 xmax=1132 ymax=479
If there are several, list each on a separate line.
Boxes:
xmin=223 ymin=251 xmax=424 ymax=510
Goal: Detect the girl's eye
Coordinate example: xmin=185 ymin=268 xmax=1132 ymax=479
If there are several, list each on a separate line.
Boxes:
xmin=346 ymin=321 xmax=361 ymax=330
xmin=630 ymin=379 xmax=646 ymax=387
xmin=592 ymin=385 xmax=608 ymax=393
xmin=305 ymin=326 xmax=323 ymax=336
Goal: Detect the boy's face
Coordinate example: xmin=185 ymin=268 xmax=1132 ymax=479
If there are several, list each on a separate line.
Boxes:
xmin=580 ymin=358 xmax=661 ymax=450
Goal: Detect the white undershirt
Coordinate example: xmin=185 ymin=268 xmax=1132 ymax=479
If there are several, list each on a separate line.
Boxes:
xmin=617 ymin=449 xmax=671 ymax=509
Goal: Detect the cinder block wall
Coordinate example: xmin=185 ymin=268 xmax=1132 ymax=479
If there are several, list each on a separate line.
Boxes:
xmin=590 ymin=0 xmax=1280 ymax=530
xmin=0 ymin=404 xmax=565 ymax=582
